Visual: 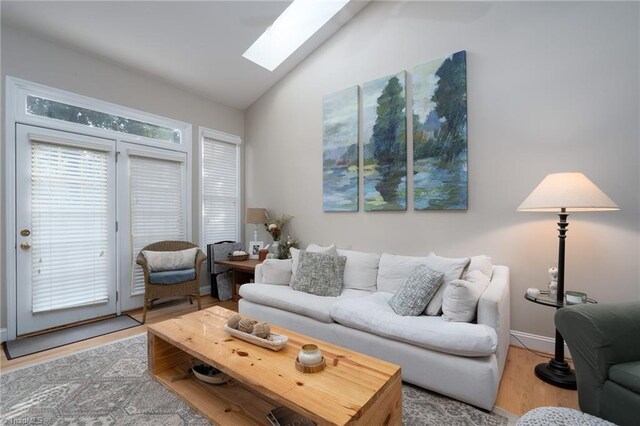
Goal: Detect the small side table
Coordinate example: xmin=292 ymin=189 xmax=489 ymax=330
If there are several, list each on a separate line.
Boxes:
xmin=213 ymin=259 xmax=262 ymax=302
xmin=524 ymin=290 xmax=597 ymax=390
xmin=525 ymin=290 xmax=597 ymax=308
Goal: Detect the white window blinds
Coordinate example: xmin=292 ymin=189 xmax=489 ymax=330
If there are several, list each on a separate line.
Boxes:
xmin=202 ymin=137 xmax=240 ymax=244
xmin=129 ymin=154 xmax=186 ymax=295
xmin=31 ymin=142 xmax=110 ymax=313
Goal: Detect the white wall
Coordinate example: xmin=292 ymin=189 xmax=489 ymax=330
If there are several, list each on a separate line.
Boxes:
xmin=1 ymin=25 xmax=245 ymax=329
xmin=245 ymin=1 xmax=640 ymax=338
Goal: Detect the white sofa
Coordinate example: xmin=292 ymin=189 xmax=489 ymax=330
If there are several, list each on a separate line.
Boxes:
xmin=238 ymin=248 xmax=510 ymax=410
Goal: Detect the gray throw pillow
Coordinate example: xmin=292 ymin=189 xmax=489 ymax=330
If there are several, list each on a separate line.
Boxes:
xmin=291 ymin=251 xmax=347 ymax=297
xmin=389 ymin=265 xmax=444 ymax=316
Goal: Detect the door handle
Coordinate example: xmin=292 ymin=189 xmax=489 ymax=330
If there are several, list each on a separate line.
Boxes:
xmin=20 ymin=242 xmax=31 ymax=250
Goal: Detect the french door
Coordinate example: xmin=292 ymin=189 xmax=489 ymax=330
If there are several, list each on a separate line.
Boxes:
xmin=117 ymin=143 xmax=188 ymax=311
xmin=15 ymin=126 xmax=189 ymax=335
xmin=15 ymin=125 xmax=117 ymax=335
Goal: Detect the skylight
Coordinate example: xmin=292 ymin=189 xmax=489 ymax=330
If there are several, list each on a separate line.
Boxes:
xmin=243 ymin=0 xmax=350 ymax=72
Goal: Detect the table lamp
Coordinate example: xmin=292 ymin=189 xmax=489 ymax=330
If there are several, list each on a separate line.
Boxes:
xmin=518 ymin=172 xmax=619 ymax=388
xmin=245 ymin=208 xmax=267 ymax=241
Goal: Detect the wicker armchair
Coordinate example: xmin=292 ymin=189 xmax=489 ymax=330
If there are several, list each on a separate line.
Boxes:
xmin=136 ymin=241 xmax=207 ymax=323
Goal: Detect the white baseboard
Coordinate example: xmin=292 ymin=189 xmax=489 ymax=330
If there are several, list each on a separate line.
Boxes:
xmin=200 ymin=285 xmax=210 ymax=296
xmin=1 ymin=327 xmax=7 ymax=343
xmin=510 ymin=330 xmax=572 ymax=358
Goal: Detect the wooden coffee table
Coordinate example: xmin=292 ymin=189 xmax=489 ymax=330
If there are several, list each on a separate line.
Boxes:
xmin=147 ymin=306 xmax=402 ymax=425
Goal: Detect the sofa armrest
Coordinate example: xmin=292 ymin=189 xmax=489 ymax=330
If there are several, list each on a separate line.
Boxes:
xmin=254 ymin=259 xmax=293 ymax=285
xmin=254 ymin=263 xmax=264 ymax=283
xmin=555 ymin=302 xmax=640 ymax=416
xmin=477 ymin=265 xmax=511 ymax=375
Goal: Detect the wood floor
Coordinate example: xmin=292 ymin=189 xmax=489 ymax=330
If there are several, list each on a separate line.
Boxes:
xmin=1 ymin=296 xmax=578 ymax=417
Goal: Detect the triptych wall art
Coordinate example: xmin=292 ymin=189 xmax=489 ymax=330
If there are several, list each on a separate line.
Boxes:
xmin=323 ymin=50 xmax=468 ymax=212
xmin=322 ymin=86 xmax=359 ymax=212
xmin=363 ymin=72 xmax=407 ymax=211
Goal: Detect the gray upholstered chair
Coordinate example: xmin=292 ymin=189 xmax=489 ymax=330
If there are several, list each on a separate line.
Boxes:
xmin=136 ymin=240 xmax=207 ymax=323
xmin=555 ymin=302 xmax=640 ymax=426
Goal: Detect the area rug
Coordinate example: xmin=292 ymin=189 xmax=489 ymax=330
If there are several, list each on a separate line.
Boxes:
xmin=3 ymin=315 xmax=141 ymax=360
xmin=0 ymin=334 xmax=511 ymax=425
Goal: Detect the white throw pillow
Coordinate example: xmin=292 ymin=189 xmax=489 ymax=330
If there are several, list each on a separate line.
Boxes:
xmin=376 ymin=253 xmax=430 ymax=294
xmin=290 ymin=244 xmax=337 ymax=285
xmin=467 ymin=255 xmax=493 ymax=279
xmin=306 ymin=243 xmax=337 ymax=254
xmin=260 ymin=259 xmax=292 ymax=285
xmin=423 ymin=253 xmax=471 ymax=316
xmin=142 ymin=248 xmax=198 ymax=272
xmin=336 ymin=249 xmax=380 ymax=293
xmin=442 ymin=269 xmax=491 ymax=322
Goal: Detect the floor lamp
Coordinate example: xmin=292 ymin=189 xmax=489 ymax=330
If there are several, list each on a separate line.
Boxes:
xmin=518 ymin=172 xmax=619 ymax=388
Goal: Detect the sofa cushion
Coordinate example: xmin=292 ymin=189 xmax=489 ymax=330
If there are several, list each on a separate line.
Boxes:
xmin=306 ymin=243 xmax=337 ymax=253
xmin=389 ymin=266 xmax=444 ymax=316
xmin=337 ymin=249 xmax=380 ymax=293
xmin=149 ymin=268 xmax=195 ymax=284
xmin=290 ymin=244 xmax=337 ymax=285
xmin=291 ymin=251 xmax=347 ymax=297
xmin=330 ymin=292 xmax=497 ymax=356
xmin=468 ymin=255 xmax=493 ymax=278
xmin=609 ymin=361 xmax=640 ymax=394
xmin=423 ymin=253 xmax=471 ymax=316
xmin=239 ymin=284 xmax=368 ymax=323
xmin=377 ymin=253 xmax=431 ymax=294
xmin=142 ymin=248 xmax=198 ymax=272
xmin=260 ymin=259 xmax=292 ymax=285
xmin=442 ymin=269 xmax=491 ymax=322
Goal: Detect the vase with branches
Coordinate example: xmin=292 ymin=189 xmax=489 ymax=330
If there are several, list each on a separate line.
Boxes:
xmin=264 ymin=212 xmax=293 ymax=242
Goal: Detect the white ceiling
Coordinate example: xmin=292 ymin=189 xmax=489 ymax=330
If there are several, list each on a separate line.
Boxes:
xmin=1 ymin=1 xmax=368 ymax=110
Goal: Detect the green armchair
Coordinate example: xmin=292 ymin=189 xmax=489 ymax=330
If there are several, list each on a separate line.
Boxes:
xmin=555 ymin=302 xmax=640 ymax=426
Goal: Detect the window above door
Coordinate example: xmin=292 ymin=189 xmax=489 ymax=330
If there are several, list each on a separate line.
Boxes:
xmin=8 ymin=76 xmax=191 ymax=150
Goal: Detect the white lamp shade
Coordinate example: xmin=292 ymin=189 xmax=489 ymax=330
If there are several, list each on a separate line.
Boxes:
xmin=518 ymin=172 xmax=619 ymax=212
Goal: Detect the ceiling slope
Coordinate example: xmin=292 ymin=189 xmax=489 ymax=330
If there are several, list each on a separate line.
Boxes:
xmin=1 ymin=1 xmax=368 ymax=110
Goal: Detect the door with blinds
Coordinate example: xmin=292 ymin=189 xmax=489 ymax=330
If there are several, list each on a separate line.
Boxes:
xmin=15 ymin=125 xmax=117 ymax=335
xmin=202 ymin=135 xmax=240 ymax=244
xmin=118 ymin=143 xmax=188 ymax=311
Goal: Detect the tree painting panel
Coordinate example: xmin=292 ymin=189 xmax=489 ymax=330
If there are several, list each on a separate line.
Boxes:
xmin=363 ymin=72 xmax=407 ymax=211
xmin=323 ymin=86 xmax=359 ymax=211
xmin=413 ymin=51 xmax=468 ymax=210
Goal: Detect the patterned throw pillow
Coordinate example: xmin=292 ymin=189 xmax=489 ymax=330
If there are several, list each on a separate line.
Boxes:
xmin=389 ymin=265 xmax=444 ymax=316
xmin=291 ymin=251 xmax=347 ymax=297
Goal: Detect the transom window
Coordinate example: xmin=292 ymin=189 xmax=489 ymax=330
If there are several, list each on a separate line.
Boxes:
xmin=27 ymin=95 xmax=182 ymax=144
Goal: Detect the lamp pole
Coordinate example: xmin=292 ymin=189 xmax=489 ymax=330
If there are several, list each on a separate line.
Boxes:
xmin=534 ymin=208 xmax=576 ymax=388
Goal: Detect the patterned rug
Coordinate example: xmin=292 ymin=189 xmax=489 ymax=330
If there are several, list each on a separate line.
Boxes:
xmin=0 ymin=334 xmax=511 ymax=425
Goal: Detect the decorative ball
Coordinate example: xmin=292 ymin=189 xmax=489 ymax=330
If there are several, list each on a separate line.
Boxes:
xmin=238 ymin=318 xmax=254 ymax=334
xmin=226 ymin=314 xmax=242 ymax=329
xmin=253 ymin=322 xmax=271 ymax=339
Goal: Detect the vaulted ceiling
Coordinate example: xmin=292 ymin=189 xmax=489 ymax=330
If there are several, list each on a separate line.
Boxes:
xmin=1 ymin=1 xmax=368 ymax=110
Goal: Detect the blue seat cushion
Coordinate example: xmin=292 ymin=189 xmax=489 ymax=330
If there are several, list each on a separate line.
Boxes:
xmin=149 ymin=268 xmax=196 ymax=285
